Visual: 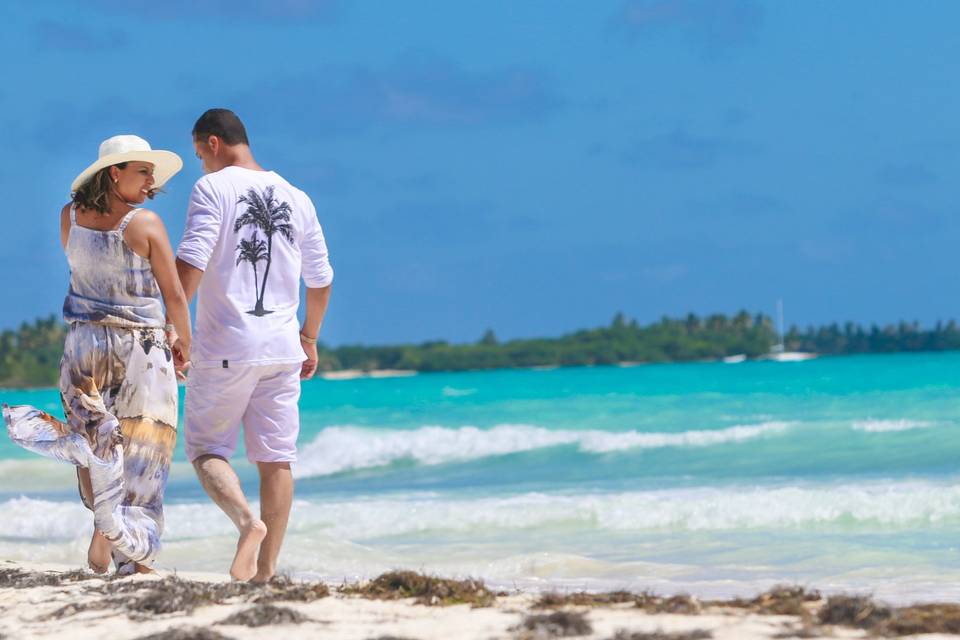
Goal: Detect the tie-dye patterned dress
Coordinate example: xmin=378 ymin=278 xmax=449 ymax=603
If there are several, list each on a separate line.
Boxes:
xmin=2 ymin=205 xmax=178 ymax=571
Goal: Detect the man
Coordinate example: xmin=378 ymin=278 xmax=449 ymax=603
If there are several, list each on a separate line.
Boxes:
xmin=175 ymin=108 xmax=333 ymax=581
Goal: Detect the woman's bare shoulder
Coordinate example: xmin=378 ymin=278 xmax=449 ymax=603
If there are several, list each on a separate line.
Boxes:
xmin=127 ymin=208 xmax=165 ymax=227
xmin=126 ymin=209 xmax=168 ymax=238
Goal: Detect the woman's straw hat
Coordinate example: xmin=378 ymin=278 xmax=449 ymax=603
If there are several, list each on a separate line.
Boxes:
xmin=71 ymin=135 xmax=183 ymax=192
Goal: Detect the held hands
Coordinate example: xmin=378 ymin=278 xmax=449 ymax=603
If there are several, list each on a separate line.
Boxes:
xmin=172 ymin=338 xmax=191 ymax=380
xmin=165 ymin=326 xmax=191 ymax=380
xmin=164 ymin=327 xmax=315 ymax=379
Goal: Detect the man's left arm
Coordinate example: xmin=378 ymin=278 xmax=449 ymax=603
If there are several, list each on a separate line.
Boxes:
xmin=299 ymin=285 xmax=332 ymax=380
xmin=299 ymin=199 xmax=334 ymax=380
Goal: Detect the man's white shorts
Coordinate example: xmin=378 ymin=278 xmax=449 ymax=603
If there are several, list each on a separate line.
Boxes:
xmin=184 ymin=362 xmax=302 ymax=464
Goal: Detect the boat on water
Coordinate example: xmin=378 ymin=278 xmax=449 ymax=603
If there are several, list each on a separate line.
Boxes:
xmin=762 ymin=299 xmax=817 ymax=362
xmin=722 ymin=354 xmax=747 ymax=363
xmin=765 ymin=350 xmax=817 ymax=362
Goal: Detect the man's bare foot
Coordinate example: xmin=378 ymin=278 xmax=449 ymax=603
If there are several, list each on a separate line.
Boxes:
xmin=87 ymin=529 xmax=111 ymax=574
xmin=250 ymin=571 xmax=275 ymax=584
xmin=230 ymin=519 xmax=267 ymax=581
xmin=133 ymin=562 xmax=154 ymax=574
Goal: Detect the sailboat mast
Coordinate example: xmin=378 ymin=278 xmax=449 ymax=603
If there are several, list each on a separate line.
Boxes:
xmin=776 ymin=299 xmax=785 ymax=351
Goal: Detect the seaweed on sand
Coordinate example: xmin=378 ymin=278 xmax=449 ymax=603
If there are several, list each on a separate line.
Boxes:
xmin=341 ymin=571 xmax=495 ymax=607
xmin=514 ymin=611 xmax=593 ymax=637
xmin=133 ymin=628 xmax=231 ymax=640
xmin=534 ymin=590 xmax=700 ymax=614
xmin=534 ymin=591 xmax=638 ymax=608
xmin=216 ymin=603 xmax=310 ymax=627
xmin=818 ymin=595 xmax=960 ymax=637
xmin=95 ymin=576 xmax=252 ymax=617
xmin=878 ymin=602 xmax=960 ymax=636
xmin=99 ymin=575 xmax=327 ymax=608
xmin=771 ymin=621 xmax=821 ymax=638
xmin=46 ymin=575 xmax=329 ymax=620
xmin=817 ymin=595 xmax=892 ymax=630
xmin=249 ymin=575 xmax=330 ymax=603
xmin=0 ymin=567 xmax=101 ymax=588
xmin=719 ymin=586 xmax=821 ymax=617
xmin=606 ymin=631 xmax=712 ymax=640
xmin=635 ymin=593 xmax=702 ymax=615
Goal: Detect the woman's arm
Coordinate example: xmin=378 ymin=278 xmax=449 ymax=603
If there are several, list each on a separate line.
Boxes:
xmin=132 ymin=211 xmax=192 ymax=362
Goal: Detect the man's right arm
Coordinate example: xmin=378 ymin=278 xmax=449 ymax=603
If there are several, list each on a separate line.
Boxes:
xmin=176 ymin=179 xmax=222 ymax=301
xmin=170 ymin=180 xmax=220 ymax=372
xmin=176 ymin=258 xmax=205 ymax=305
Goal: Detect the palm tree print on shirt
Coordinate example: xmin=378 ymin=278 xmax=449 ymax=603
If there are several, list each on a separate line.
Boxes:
xmin=236 ymin=233 xmax=268 ymax=303
xmin=234 ymin=186 xmax=295 ymax=316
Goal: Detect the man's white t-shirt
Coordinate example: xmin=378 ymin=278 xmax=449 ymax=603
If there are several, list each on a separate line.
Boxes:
xmin=177 ymin=166 xmax=333 ymax=369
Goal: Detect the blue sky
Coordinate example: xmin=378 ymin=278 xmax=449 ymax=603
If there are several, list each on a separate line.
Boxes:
xmin=1 ymin=1 xmax=958 ymax=345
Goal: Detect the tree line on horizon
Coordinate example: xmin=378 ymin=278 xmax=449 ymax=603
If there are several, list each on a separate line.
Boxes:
xmin=4 ymin=312 xmax=960 ymax=388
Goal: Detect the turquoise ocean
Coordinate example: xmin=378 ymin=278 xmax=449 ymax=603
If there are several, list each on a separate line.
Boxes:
xmin=3 ymin=352 xmax=960 ymax=602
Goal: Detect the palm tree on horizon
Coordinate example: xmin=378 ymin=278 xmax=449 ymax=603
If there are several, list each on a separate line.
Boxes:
xmin=234 ymin=186 xmax=295 ymax=316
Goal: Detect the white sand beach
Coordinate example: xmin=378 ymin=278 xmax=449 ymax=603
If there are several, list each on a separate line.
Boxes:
xmin=2 ymin=560 xmax=958 ymax=640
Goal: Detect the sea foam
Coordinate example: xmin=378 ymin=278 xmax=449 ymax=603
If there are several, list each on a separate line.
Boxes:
xmin=5 ymin=480 xmax=960 ymax=544
xmin=851 ymin=419 xmax=934 ymax=433
xmin=293 ymin=422 xmax=790 ymax=478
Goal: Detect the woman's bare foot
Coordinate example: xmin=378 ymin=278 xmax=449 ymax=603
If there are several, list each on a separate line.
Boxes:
xmin=230 ymin=519 xmax=267 ymax=581
xmin=87 ymin=529 xmax=111 ymax=574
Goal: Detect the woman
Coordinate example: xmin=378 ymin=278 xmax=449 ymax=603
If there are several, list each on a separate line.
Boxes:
xmin=2 ymin=135 xmax=191 ymax=575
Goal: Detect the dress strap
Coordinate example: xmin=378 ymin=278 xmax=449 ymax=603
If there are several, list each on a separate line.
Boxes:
xmin=69 ymin=203 xmax=77 ymax=225
xmin=117 ymin=208 xmax=141 ymax=232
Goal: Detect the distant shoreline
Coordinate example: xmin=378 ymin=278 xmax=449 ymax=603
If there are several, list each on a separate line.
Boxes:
xmin=319 ymin=368 xmax=418 ymax=380
xmin=5 ymin=312 xmax=960 ymax=389
xmin=8 ymin=349 xmax=960 ymax=392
